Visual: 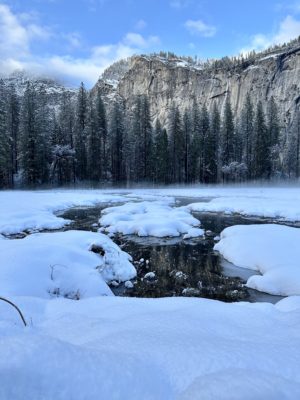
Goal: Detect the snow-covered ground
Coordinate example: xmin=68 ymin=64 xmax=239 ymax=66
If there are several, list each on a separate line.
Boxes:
xmin=1 ymin=296 xmax=300 ymax=399
xmin=0 ymin=190 xmax=131 ymax=235
xmin=0 ymin=230 xmax=135 ymax=299
xmin=1 ymin=186 xmax=300 ymax=399
xmin=188 ymin=188 xmax=300 ymax=221
xmin=100 ymin=200 xmax=202 ymax=237
xmin=214 ymin=224 xmax=300 ymax=296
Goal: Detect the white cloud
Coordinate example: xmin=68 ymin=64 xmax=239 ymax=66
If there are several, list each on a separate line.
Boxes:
xmin=184 ymin=19 xmax=216 ymax=37
xmin=0 ymin=4 xmax=52 ymax=58
xmin=0 ymin=4 xmax=30 ymax=58
xmin=135 ymin=19 xmax=147 ymax=30
xmin=123 ymin=32 xmax=160 ymax=48
xmin=0 ymin=3 xmax=161 ymax=87
xmin=27 ymin=24 xmax=52 ymax=40
xmin=273 ymin=15 xmax=300 ymax=42
xmin=170 ymin=0 xmax=190 ymax=9
xmin=63 ymin=32 xmax=83 ymax=49
xmin=275 ymin=2 xmax=300 ymax=14
xmin=49 ymin=35 xmax=160 ymax=85
xmin=241 ymin=15 xmax=300 ymax=54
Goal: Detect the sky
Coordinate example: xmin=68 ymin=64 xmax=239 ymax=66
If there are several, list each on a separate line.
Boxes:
xmin=1 ymin=0 xmax=300 ymax=87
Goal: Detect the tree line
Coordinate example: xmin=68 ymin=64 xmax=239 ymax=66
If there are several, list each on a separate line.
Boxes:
xmin=0 ymin=79 xmax=299 ymax=188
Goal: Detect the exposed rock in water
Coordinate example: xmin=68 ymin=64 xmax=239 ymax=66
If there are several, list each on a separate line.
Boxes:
xmin=89 ymin=244 xmax=105 ymax=256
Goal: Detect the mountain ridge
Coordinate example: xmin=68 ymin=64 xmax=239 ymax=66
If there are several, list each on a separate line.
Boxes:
xmin=93 ymin=38 xmax=300 ymax=127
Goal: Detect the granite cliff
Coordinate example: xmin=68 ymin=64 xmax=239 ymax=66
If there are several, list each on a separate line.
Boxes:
xmin=93 ymin=41 xmax=300 ymax=127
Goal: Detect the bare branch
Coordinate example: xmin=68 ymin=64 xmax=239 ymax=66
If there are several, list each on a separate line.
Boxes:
xmin=0 ymin=297 xmax=27 ymax=327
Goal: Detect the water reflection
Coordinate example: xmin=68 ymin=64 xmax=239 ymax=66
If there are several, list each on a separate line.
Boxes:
xmin=118 ymin=238 xmax=248 ymax=301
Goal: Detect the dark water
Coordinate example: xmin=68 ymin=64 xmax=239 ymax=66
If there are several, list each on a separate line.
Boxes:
xmin=58 ymin=200 xmax=286 ymax=303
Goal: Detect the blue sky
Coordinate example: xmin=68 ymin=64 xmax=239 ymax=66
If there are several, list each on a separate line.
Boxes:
xmin=1 ymin=0 xmax=300 ymax=86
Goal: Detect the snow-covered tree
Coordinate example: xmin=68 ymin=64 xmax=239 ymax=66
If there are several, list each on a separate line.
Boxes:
xmin=6 ymin=83 xmax=20 ymax=184
xmin=0 ymin=80 xmax=11 ymax=187
xmin=20 ymin=82 xmax=49 ymax=185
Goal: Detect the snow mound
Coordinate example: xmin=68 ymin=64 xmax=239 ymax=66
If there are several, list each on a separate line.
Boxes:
xmin=275 ymin=296 xmax=300 ymax=312
xmin=183 ymin=227 xmax=204 ymax=239
xmin=99 ymin=201 xmax=200 ymax=237
xmin=214 ymin=224 xmax=300 ymax=296
xmin=188 ymin=196 xmax=300 ymax=221
xmin=179 ymin=368 xmax=300 ymax=400
xmin=0 ymin=190 xmax=128 ymax=235
xmin=0 ymin=230 xmax=136 ymax=298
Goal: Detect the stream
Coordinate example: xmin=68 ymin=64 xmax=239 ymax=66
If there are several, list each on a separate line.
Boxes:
xmin=59 ymin=198 xmax=288 ymax=303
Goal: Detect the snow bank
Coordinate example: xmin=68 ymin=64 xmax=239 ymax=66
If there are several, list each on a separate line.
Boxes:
xmin=100 ymin=201 xmax=201 ymax=237
xmin=179 ymin=369 xmax=300 ymax=400
xmin=214 ymin=224 xmax=300 ymax=296
xmin=0 ymin=190 xmax=129 ymax=235
xmin=0 ymin=230 xmax=136 ymax=298
xmin=183 ymin=227 xmax=205 ymax=239
xmin=0 ymin=296 xmax=300 ymax=399
xmin=275 ymin=296 xmax=300 ymax=312
xmin=188 ymin=194 xmax=300 ymax=221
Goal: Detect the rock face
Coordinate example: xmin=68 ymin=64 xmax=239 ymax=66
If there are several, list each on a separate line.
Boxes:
xmin=3 ymin=71 xmax=77 ymax=108
xmin=93 ymin=44 xmax=300 ymax=127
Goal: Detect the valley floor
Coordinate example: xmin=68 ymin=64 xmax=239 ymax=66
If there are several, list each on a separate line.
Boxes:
xmin=1 ymin=186 xmax=300 ymax=399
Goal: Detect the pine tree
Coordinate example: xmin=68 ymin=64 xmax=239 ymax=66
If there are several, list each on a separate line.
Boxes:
xmin=35 ymin=84 xmax=51 ymax=183
xmin=6 ymin=83 xmax=20 ymax=185
xmin=123 ymin=109 xmax=135 ymax=183
xmin=50 ymin=114 xmax=75 ymax=185
xmin=0 ymin=80 xmax=11 ymax=187
xmin=284 ymin=109 xmax=300 ymax=178
xmin=205 ymin=102 xmax=219 ymax=183
xmin=86 ymin=94 xmax=102 ymax=181
xmin=20 ymin=82 xmax=44 ymax=185
xmin=168 ymin=104 xmax=185 ymax=183
xmin=221 ymin=95 xmax=235 ymax=169
xmin=295 ymin=109 xmax=300 ymax=178
xmin=190 ymin=99 xmax=201 ymax=182
xmin=95 ymin=89 xmax=108 ymax=180
xmin=182 ymin=109 xmax=192 ymax=183
xmin=110 ymin=101 xmax=126 ymax=182
xmin=240 ymin=93 xmax=254 ymax=179
xmin=74 ymin=82 xmax=88 ymax=180
xmin=140 ymin=95 xmax=153 ymax=180
xmin=200 ymin=104 xmax=210 ymax=182
xmin=153 ymin=119 xmax=169 ymax=183
xmin=267 ymin=96 xmax=280 ymax=177
xmin=131 ymin=95 xmax=142 ymax=181
xmin=131 ymin=95 xmax=153 ymax=181
xmin=56 ymin=90 xmax=76 ymax=183
xmin=253 ymin=101 xmax=269 ymax=179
